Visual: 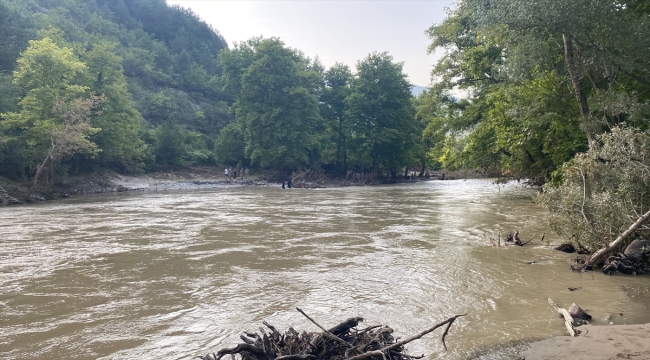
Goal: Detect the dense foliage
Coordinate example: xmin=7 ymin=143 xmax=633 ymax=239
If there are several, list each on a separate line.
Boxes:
xmin=5 ymin=0 xmax=647 ymax=215
xmin=216 ymin=40 xmax=420 ymax=174
xmin=421 ymin=0 xmax=650 ymax=183
xmin=1 ymin=0 xmax=423 ymax=183
xmin=538 ymin=128 xmax=650 ymax=250
xmin=0 ymin=0 xmax=230 ymax=177
xmin=420 ymin=0 xmax=650 ymax=249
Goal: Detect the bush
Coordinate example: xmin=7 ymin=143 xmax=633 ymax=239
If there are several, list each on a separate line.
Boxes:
xmin=538 ymin=127 xmax=650 ymax=250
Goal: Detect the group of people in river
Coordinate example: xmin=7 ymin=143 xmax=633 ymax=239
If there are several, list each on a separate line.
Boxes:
xmin=224 ymin=167 xmax=249 ymax=181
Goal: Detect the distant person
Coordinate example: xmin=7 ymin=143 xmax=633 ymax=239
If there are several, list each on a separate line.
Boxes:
xmin=228 ymin=167 xmax=232 ymax=180
xmin=224 ymin=167 xmax=228 ymax=180
xmin=233 ymin=168 xmax=237 ymax=180
xmin=282 ymin=180 xmax=285 ymax=189
xmin=245 ymin=167 xmax=249 ymax=180
xmin=287 ymin=178 xmax=292 ymax=188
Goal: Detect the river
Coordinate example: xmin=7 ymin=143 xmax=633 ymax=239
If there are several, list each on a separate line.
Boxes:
xmin=1 ymin=179 xmax=649 ymax=359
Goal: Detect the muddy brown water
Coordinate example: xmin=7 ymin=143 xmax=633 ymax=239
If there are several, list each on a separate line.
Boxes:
xmin=1 ymin=179 xmax=649 ymax=360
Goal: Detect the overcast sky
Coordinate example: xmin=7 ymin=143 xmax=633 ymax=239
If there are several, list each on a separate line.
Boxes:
xmin=166 ymin=1 xmax=456 ymax=86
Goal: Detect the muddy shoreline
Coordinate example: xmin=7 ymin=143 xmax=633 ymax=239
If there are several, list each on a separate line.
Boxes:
xmin=1 ymin=166 xmax=455 ymax=205
xmin=521 ymin=323 xmax=650 ymax=359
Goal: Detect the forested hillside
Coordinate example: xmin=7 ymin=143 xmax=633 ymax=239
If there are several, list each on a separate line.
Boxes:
xmin=0 ymin=0 xmax=231 ymax=179
xmin=0 ymin=0 xmax=425 ymax=192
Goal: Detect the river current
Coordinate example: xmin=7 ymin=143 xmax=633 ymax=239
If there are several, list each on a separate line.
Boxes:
xmin=1 ymin=179 xmax=649 ymax=359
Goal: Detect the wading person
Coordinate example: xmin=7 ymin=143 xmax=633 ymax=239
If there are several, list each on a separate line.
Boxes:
xmin=245 ymin=167 xmax=249 ymax=180
xmin=224 ymin=167 xmax=228 ymax=180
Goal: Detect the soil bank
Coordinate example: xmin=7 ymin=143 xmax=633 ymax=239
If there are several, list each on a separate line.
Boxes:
xmin=522 ymin=323 xmax=650 ymax=359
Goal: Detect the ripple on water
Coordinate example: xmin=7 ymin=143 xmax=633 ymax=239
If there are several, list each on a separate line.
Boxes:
xmin=1 ymin=180 xmax=649 ymax=360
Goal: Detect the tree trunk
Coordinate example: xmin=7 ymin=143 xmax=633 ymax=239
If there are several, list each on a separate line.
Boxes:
xmin=563 ymin=33 xmax=596 ymax=148
xmin=336 ymin=119 xmax=343 ymax=169
xmin=27 ymin=154 xmax=52 ymax=199
xmin=585 ymin=208 xmax=650 ymax=268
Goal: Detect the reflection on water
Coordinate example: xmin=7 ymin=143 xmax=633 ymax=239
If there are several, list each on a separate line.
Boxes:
xmin=1 ymin=179 xmax=648 ymax=359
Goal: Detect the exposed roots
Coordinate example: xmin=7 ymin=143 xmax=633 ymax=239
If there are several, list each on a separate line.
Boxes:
xmin=199 ymin=310 xmax=465 ymax=360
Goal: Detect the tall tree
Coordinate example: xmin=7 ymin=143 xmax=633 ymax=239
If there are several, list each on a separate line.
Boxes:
xmin=466 ymin=0 xmax=650 ymax=145
xmin=1 ymin=38 xmax=88 ymax=178
xmin=84 ymin=41 xmax=146 ymax=169
xmin=224 ymin=38 xmax=323 ymax=170
xmin=321 ymin=63 xmax=352 ymax=172
xmin=29 ymin=95 xmax=103 ymax=194
xmin=345 ymin=52 xmax=418 ymax=174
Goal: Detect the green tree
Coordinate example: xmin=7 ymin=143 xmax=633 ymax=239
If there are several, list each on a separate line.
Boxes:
xmin=153 ymin=119 xmax=186 ymax=167
xmin=29 ymin=95 xmax=103 ymax=194
xmin=0 ymin=1 xmax=36 ymax=73
xmin=1 ymin=38 xmax=88 ymax=178
xmin=213 ymin=121 xmax=247 ymax=166
xmin=84 ymin=41 xmax=146 ymax=169
xmin=228 ymin=38 xmax=323 ymax=170
xmin=464 ymin=0 xmax=650 ymax=146
xmin=345 ymin=52 xmax=418 ymax=175
xmin=321 ymin=63 xmax=352 ymax=172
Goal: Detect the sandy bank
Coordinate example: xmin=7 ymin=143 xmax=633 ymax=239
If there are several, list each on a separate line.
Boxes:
xmin=522 ymin=323 xmax=650 ymax=359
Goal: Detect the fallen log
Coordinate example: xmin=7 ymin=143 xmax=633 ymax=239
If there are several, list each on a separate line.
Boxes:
xmin=584 ymin=209 xmax=650 ymax=269
xmin=548 ymin=299 xmax=577 ymax=337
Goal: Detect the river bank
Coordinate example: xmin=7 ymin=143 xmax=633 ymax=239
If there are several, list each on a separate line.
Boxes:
xmin=0 ymin=165 xmax=452 ymax=205
xmin=522 ymin=322 xmax=650 ymax=359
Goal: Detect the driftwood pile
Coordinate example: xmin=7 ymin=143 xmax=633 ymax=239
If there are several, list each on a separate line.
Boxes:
xmin=200 ymin=308 xmax=465 ymax=360
xmin=602 ymin=239 xmax=650 ymax=275
xmin=570 ymin=239 xmax=650 ymax=274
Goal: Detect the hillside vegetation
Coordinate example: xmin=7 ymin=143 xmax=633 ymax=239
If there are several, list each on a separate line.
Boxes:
xmin=1 ymin=0 xmax=427 ymax=188
xmin=0 ymin=0 xmax=230 ymax=178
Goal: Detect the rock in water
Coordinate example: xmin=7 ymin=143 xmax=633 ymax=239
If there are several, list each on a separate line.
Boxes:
xmin=568 ymin=303 xmax=592 ymax=320
xmin=555 ymin=243 xmax=576 ymax=253
xmin=624 ymin=239 xmax=650 ymax=262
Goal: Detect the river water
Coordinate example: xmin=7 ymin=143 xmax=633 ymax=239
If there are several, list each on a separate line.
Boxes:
xmin=1 ymin=179 xmax=649 ymax=360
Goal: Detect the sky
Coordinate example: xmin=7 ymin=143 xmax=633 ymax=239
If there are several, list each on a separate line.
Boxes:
xmin=165 ymin=1 xmax=456 ymax=87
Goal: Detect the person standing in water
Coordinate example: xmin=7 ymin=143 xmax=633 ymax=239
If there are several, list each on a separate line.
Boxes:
xmin=224 ymin=167 xmax=229 ymax=180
